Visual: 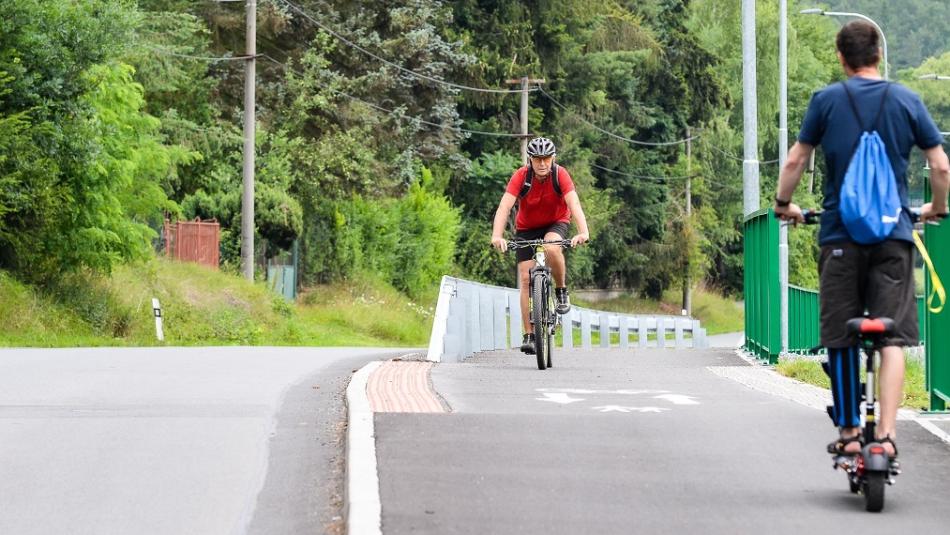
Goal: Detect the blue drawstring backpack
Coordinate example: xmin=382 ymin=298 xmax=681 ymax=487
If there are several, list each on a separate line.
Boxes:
xmin=839 ymin=82 xmax=902 ymax=244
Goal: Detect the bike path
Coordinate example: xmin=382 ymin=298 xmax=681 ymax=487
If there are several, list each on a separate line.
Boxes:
xmin=374 ymin=348 xmax=950 ymax=534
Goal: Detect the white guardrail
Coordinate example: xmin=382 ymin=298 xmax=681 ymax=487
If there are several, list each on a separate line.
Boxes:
xmin=426 ymin=276 xmax=707 ymax=363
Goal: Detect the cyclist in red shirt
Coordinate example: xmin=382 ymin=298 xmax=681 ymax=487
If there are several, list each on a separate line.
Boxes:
xmin=491 ymin=137 xmax=591 ymax=354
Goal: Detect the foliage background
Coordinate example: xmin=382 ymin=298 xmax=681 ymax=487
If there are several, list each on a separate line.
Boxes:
xmin=1 ymin=0 xmax=947 ymax=307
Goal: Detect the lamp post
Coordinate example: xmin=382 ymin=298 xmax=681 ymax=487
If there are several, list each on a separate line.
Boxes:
xmin=779 ymin=0 xmax=789 ymax=354
xmin=800 ymin=8 xmax=889 ymax=80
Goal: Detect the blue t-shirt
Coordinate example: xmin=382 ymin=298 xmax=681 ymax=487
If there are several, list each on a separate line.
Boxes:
xmin=798 ymin=76 xmax=944 ymax=245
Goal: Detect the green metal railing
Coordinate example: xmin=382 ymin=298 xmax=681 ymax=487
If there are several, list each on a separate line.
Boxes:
xmin=744 ymin=208 xmax=781 ymax=363
xmin=743 ymin=192 xmax=950 ymax=411
xmin=925 ymin=214 xmax=950 ymax=411
xmin=788 ymin=285 xmax=820 ymax=353
xmin=744 ymin=211 xmax=927 ymax=360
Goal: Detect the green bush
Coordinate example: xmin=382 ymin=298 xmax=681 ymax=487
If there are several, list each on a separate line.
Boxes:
xmin=48 ymin=273 xmax=135 ymax=338
xmin=301 ymin=167 xmax=461 ymax=296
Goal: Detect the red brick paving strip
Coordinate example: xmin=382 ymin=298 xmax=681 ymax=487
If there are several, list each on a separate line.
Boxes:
xmin=366 ymin=361 xmax=446 ymax=413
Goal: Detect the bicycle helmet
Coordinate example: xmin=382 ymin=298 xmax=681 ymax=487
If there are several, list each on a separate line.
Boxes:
xmin=526 ymin=137 xmax=556 ymax=157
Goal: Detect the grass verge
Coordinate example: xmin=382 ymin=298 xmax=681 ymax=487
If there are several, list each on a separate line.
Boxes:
xmin=0 ymin=259 xmax=432 ymax=348
xmin=776 ymin=353 xmax=928 ymax=410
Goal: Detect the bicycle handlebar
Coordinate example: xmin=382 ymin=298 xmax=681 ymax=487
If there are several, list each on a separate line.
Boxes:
xmin=781 ymin=208 xmax=948 ymax=226
xmin=505 ymin=238 xmax=574 ymax=250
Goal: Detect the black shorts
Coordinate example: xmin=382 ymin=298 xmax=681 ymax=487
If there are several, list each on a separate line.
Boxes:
xmin=514 ymin=222 xmax=570 ymax=263
xmin=819 ymin=240 xmax=918 ymax=348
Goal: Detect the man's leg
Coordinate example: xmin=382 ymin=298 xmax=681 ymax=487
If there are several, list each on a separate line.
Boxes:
xmin=543 ymin=231 xmax=566 ymax=287
xmin=543 ymin=231 xmax=572 ymax=314
xmin=877 ymin=345 xmax=905 ymax=454
xmin=818 ymin=243 xmax=864 ymax=452
xmin=827 ymin=347 xmax=862 ymax=453
xmin=866 ymin=241 xmax=917 ymax=457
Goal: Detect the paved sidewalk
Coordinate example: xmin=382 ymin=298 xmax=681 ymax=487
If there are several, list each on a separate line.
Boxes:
xmin=706 ymin=331 xmax=743 ymax=348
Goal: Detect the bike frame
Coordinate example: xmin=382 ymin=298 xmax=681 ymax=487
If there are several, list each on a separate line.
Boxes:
xmin=528 ymin=245 xmax=559 ymax=334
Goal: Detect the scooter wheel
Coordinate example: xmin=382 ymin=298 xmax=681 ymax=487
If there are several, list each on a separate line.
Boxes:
xmin=864 ymin=472 xmax=886 ymax=512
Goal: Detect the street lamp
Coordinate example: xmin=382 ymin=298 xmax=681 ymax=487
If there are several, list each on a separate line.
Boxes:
xmin=800 ymin=8 xmax=889 ymax=80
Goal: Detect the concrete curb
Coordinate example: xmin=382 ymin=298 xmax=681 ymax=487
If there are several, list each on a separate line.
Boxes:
xmin=345 ymin=361 xmax=383 ymax=535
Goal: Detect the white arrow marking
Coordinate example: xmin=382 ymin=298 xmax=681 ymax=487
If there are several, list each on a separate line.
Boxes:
xmin=593 ymin=405 xmax=634 ymax=413
xmin=591 ymin=405 xmax=670 ymax=413
xmin=536 ymin=393 xmax=585 ymax=404
xmin=653 ymin=394 xmax=700 ymax=405
xmin=536 ymin=388 xmax=670 ymax=395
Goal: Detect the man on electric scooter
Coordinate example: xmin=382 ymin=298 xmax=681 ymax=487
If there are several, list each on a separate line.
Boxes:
xmin=774 ymin=21 xmax=950 ymax=458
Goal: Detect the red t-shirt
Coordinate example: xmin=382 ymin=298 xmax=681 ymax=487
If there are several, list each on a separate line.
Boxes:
xmin=505 ymin=166 xmax=575 ymax=231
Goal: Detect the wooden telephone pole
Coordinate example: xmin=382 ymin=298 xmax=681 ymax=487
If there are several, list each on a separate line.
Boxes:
xmin=241 ymin=0 xmax=256 ymax=280
xmin=683 ymin=126 xmax=692 ymax=316
xmin=505 ymin=76 xmax=545 ymax=164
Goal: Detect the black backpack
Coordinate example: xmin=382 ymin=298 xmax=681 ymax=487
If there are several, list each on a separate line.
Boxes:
xmin=518 ymin=163 xmax=563 ymax=198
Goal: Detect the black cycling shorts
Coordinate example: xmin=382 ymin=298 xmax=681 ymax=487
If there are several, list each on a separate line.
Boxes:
xmin=514 ymin=222 xmax=570 ymax=263
xmin=819 ymin=240 xmax=918 ymax=348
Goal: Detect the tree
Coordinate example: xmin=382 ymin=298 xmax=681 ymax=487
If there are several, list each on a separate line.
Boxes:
xmin=0 ymin=0 xmax=188 ymax=281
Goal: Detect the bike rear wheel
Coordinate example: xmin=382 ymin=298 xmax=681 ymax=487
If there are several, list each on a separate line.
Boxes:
xmin=864 ymin=472 xmax=886 ymax=512
xmin=531 ymin=272 xmax=548 ymax=370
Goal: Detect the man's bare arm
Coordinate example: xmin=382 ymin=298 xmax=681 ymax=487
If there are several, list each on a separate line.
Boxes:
xmin=922 ymin=145 xmax=950 ymax=221
xmin=491 ymin=192 xmax=518 ymax=251
xmin=774 ymin=142 xmax=815 ymax=222
xmin=564 ymin=191 xmax=590 ymax=246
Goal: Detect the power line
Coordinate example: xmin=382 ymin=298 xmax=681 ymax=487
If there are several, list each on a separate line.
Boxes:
xmin=536 ymin=85 xmax=698 ymax=147
xmin=704 ymin=140 xmax=779 ymax=166
xmin=275 ymin=0 xmax=529 ymax=95
xmin=149 ymin=47 xmax=251 ymax=62
xmin=586 ymin=162 xmax=741 ymax=192
xmin=588 ymin=162 xmax=694 ymax=182
xmin=260 ymin=55 xmax=524 ymax=138
xmin=704 ymin=142 xmax=746 ymax=161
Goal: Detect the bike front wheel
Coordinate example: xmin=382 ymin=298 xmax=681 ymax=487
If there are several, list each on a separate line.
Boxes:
xmin=531 ymin=272 xmax=548 ymax=370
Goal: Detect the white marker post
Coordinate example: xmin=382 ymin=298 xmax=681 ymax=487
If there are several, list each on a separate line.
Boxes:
xmin=152 ymin=298 xmax=164 ymax=342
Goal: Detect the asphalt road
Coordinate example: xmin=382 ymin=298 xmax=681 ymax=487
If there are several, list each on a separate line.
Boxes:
xmin=0 ymin=346 xmax=406 ymax=535
xmin=375 ymin=348 xmax=950 ymax=534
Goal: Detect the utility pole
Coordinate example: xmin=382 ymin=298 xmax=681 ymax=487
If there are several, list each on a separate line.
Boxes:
xmin=683 ymin=126 xmax=692 ymax=316
xmin=742 ymin=0 xmax=759 ymax=216
xmin=241 ymin=0 xmax=257 ymax=281
xmin=506 ymin=76 xmax=545 ymax=165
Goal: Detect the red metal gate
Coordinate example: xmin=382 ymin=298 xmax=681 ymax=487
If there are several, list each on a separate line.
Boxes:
xmin=164 ymin=218 xmax=220 ymax=269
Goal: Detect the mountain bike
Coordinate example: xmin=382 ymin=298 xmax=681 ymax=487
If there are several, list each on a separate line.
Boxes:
xmin=506 ymin=238 xmax=572 ymax=370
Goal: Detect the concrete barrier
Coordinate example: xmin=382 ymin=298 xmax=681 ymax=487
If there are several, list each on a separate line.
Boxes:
xmin=426 ymin=276 xmax=708 ymax=363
